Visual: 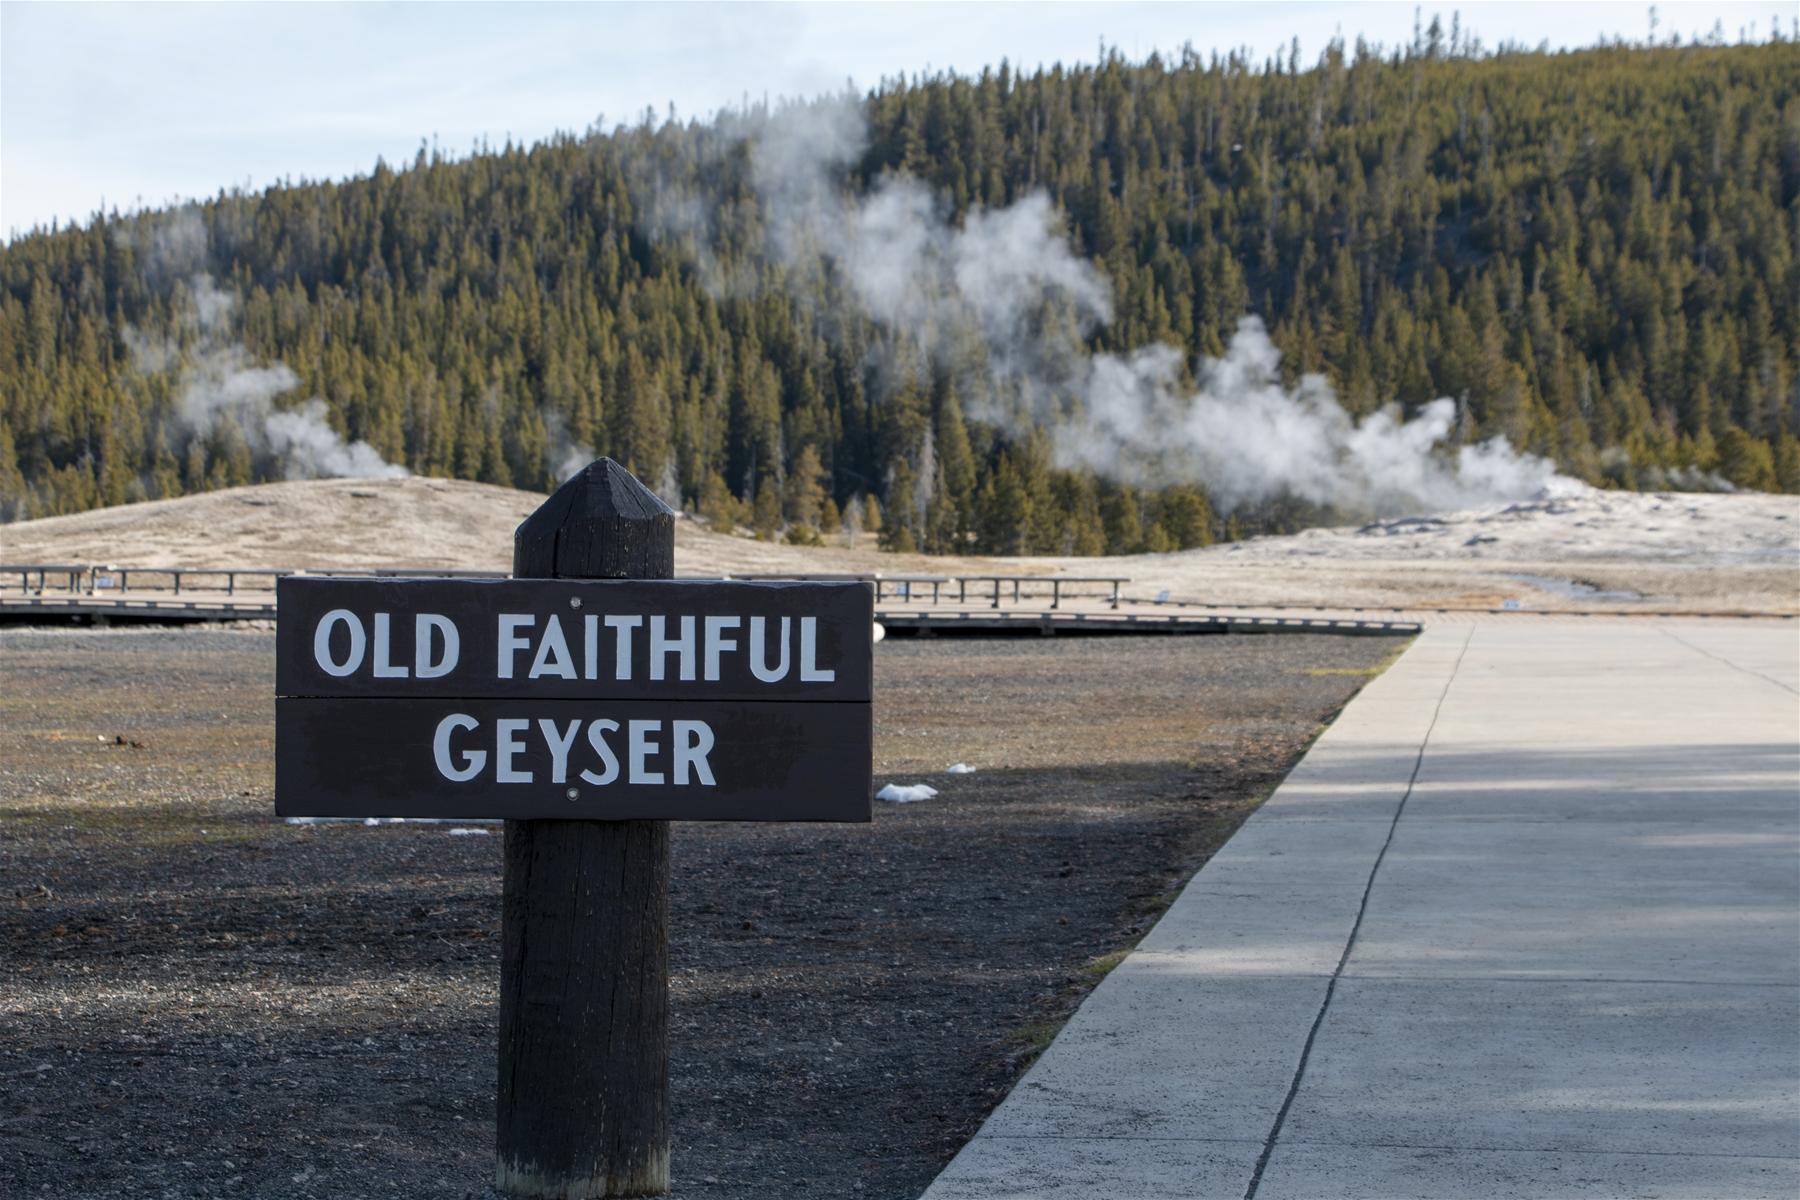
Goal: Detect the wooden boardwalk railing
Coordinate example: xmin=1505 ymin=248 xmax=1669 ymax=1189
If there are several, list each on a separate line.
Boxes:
xmin=727 ymin=572 xmax=1129 ymax=608
xmin=0 ymin=564 xmax=509 ymax=596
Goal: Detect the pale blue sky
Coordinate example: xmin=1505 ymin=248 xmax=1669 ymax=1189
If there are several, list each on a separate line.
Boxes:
xmin=1 ymin=1 xmax=1785 ymax=240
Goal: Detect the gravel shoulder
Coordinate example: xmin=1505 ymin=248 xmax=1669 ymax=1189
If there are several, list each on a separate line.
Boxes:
xmin=0 ymin=628 xmax=1400 ymax=1200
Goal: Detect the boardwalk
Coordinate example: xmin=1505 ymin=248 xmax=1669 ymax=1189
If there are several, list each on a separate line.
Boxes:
xmin=925 ymin=618 xmax=1800 ymax=1199
xmin=0 ymin=564 xmax=1426 ymax=637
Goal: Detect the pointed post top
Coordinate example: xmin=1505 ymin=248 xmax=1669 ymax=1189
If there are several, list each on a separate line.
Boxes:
xmin=514 ymin=458 xmax=675 ymax=581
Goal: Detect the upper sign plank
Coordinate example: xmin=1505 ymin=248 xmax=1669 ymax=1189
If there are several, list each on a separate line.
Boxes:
xmin=276 ymin=577 xmax=873 ymax=703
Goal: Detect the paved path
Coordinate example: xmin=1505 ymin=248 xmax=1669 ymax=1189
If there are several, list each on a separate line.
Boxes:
xmin=924 ymin=618 xmax=1800 ymax=1199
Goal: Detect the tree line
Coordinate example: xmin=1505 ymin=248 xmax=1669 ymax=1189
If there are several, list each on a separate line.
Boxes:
xmin=2 ymin=27 xmax=1796 ymax=551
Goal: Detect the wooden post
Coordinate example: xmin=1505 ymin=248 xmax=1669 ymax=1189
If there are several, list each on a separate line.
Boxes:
xmin=497 ymin=458 xmax=673 ymax=1199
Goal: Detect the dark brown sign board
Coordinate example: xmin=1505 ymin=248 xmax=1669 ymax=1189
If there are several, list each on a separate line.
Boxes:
xmin=275 ymin=577 xmax=873 ymax=821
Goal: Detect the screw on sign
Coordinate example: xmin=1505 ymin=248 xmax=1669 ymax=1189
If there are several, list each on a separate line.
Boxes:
xmin=274 ymin=460 xmax=873 ymax=1197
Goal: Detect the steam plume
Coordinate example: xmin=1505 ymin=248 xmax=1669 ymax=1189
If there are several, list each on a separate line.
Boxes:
xmin=117 ymin=213 xmax=407 ymax=483
xmin=543 ymin=410 xmax=597 ymax=482
xmin=678 ymin=100 xmax=1573 ymax=516
xmin=151 ymin=279 xmax=406 ymax=481
xmin=1066 ymin=319 xmax=1564 ymax=512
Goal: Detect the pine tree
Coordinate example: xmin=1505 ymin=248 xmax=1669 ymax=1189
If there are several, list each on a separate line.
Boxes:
xmin=751 ymin=476 xmax=782 ymax=540
xmin=1158 ymin=486 xmax=1216 ymax=548
xmin=784 ymin=444 xmax=828 ymax=529
xmin=975 ymin=454 xmax=1032 ymax=555
xmin=0 ymin=422 xmax=27 ymax=519
xmin=698 ymin=470 xmax=743 ymax=531
xmin=1100 ymin=486 xmax=1144 ymax=554
xmin=882 ymin=458 xmax=918 ymax=552
xmin=1718 ymin=427 xmax=1778 ymax=491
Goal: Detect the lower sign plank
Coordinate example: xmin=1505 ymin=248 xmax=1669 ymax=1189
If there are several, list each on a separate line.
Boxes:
xmin=277 ymin=699 xmax=871 ymax=821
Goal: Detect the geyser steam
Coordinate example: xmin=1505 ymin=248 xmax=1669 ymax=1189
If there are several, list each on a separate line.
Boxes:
xmin=120 ymin=213 xmax=406 ymax=483
xmin=682 ymin=99 xmax=1571 ymax=516
xmin=1068 ymin=318 xmax=1564 ymax=512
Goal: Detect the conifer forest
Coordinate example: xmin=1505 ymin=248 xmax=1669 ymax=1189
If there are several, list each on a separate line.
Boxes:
xmin=3 ymin=28 xmax=1796 ymax=552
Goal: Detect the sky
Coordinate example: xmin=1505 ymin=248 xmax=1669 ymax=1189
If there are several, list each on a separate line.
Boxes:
xmin=1 ymin=1 xmax=1786 ymax=240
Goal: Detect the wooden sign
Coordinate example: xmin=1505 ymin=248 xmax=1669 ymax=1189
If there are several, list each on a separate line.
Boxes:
xmin=275 ymin=576 xmax=873 ymax=821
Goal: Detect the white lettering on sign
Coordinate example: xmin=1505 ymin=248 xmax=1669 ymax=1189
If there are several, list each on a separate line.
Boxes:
xmin=528 ymin=615 xmax=577 ymax=680
xmin=648 ymin=615 xmax=696 ymax=682
xmin=496 ymin=718 xmax=531 ymax=783
xmin=703 ymin=616 xmax=740 ymax=681
xmin=314 ymin=609 xmax=367 ymax=676
xmin=372 ymin=613 xmax=408 ymax=678
xmin=308 ymin=606 xmax=843 ymax=687
xmin=673 ymin=719 xmax=716 ymax=785
xmin=581 ymin=719 xmax=622 ymax=785
xmin=799 ymin=617 xmax=834 ymax=683
xmin=433 ymin=713 xmax=485 ymax=781
xmin=416 ymin=615 xmax=459 ymax=678
xmin=429 ymin=713 xmax=717 ymax=788
xmin=749 ymin=615 xmax=789 ymax=682
xmin=497 ymin=614 xmax=533 ymax=680
xmin=318 ymin=610 xmax=465 ymax=680
xmin=606 ymin=614 xmax=642 ymax=680
xmin=628 ymin=719 xmax=663 ymax=784
xmin=538 ymin=718 xmax=581 ymax=784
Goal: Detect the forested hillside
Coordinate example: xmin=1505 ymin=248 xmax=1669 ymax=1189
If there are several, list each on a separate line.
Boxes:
xmin=3 ymin=30 xmax=1797 ymax=552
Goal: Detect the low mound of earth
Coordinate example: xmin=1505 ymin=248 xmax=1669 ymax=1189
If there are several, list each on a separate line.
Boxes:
xmin=0 ymin=476 xmax=1014 ymax=579
xmin=3 ymin=476 xmax=1795 ymax=613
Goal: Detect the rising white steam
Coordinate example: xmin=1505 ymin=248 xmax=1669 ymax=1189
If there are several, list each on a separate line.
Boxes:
xmin=1065 ymin=318 xmax=1565 ymax=512
xmin=114 ymin=211 xmax=406 ymax=482
xmin=263 ymin=399 xmax=407 ymax=479
xmin=542 ymin=410 xmax=597 ymax=482
xmin=132 ymin=274 xmax=406 ymax=481
xmin=542 ymin=411 xmax=679 ymax=505
xmin=698 ymin=99 xmax=1571 ymax=516
xmin=164 ymin=280 xmax=407 ymax=481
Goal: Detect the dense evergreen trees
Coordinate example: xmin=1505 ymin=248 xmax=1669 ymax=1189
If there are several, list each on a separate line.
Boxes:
xmin=2 ymin=32 xmax=1796 ymax=546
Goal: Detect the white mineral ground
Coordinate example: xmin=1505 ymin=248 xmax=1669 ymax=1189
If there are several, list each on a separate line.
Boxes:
xmin=2 ymin=476 xmax=1796 ymax=614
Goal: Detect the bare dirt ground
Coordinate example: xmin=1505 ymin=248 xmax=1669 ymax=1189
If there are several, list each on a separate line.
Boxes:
xmin=0 ymin=627 xmax=1397 ymax=1200
xmin=3 ymin=476 xmax=1795 ymax=613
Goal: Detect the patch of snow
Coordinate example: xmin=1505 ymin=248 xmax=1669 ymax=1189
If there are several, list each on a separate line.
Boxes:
xmin=447 ymin=827 xmax=492 ymax=836
xmin=284 ymin=816 xmax=500 ymax=827
xmin=944 ymin=763 xmax=977 ymax=774
xmin=876 ymin=783 xmax=939 ymax=803
xmin=1507 ymin=573 xmax=1643 ymax=603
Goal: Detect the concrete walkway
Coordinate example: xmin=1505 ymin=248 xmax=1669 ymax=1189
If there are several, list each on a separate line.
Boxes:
xmin=924 ymin=619 xmax=1800 ymax=1199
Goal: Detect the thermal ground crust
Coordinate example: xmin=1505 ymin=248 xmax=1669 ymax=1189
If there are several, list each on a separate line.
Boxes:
xmin=3 ymin=477 xmax=1795 ymax=615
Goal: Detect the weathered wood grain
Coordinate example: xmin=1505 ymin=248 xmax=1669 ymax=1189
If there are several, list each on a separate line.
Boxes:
xmin=497 ymin=459 xmax=674 ymax=1198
